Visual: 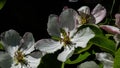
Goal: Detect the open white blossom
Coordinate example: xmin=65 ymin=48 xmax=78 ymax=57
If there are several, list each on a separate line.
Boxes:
xmin=0 ymin=30 xmax=44 ymax=68
xmin=35 ymin=8 xmax=95 ymax=62
xmin=96 ymin=53 xmax=114 ymax=68
xmin=76 ymin=4 xmax=106 ymax=26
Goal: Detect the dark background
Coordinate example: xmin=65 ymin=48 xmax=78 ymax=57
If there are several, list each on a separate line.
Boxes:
xmin=0 ymin=0 xmax=120 ymax=68
xmin=0 ymin=0 xmax=119 ymax=40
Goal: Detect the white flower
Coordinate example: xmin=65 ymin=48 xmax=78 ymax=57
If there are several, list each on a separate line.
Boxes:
xmin=76 ymin=4 xmax=106 ymax=26
xmin=0 ymin=30 xmax=44 ymax=68
xmin=96 ymin=53 xmax=114 ymax=68
xmin=35 ymin=8 xmax=95 ymax=62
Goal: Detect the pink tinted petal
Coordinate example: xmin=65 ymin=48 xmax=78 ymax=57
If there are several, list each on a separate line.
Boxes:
xmin=113 ymin=34 xmax=120 ymax=47
xmin=78 ymin=6 xmax=90 ymax=15
xmin=92 ymin=4 xmax=106 ymax=24
xmin=115 ymin=14 xmax=120 ymax=28
xmin=62 ymin=6 xmax=69 ymax=10
xmin=20 ymin=32 xmax=35 ymax=53
xmin=100 ymin=25 xmax=120 ymax=34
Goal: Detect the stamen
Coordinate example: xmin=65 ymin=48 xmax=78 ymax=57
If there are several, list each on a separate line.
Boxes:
xmin=14 ymin=50 xmax=28 ymax=66
xmin=60 ymin=28 xmax=73 ymax=46
xmin=81 ymin=17 xmax=87 ymax=24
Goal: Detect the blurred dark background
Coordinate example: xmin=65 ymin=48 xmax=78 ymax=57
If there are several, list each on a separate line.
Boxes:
xmin=0 ymin=0 xmax=120 ymax=68
xmin=0 ymin=0 xmax=120 ymax=40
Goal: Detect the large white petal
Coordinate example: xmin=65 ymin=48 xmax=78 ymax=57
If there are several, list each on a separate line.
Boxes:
xmin=47 ymin=14 xmax=60 ymax=37
xmin=77 ymin=61 xmax=99 ymax=68
xmin=57 ymin=46 xmax=74 ymax=62
xmin=91 ymin=4 xmax=106 ymax=24
xmin=25 ymin=55 xmax=41 ymax=68
xmin=1 ymin=29 xmax=21 ymax=47
xmin=100 ymin=25 xmax=120 ymax=34
xmin=11 ymin=63 xmax=22 ymax=68
xmin=0 ymin=52 xmax=13 ymax=68
xmin=23 ymin=44 xmax=35 ymax=55
xmin=96 ymin=53 xmax=113 ymax=68
xmin=35 ymin=39 xmax=62 ymax=53
xmin=19 ymin=32 xmax=35 ymax=54
xmin=0 ymin=44 xmax=19 ymax=57
xmin=72 ymin=27 xmax=95 ymax=48
xmin=1 ymin=29 xmax=21 ymax=57
xmin=6 ymin=45 xmax=19 ymax=57
xmin=78 ymin=6 xmax=90 ymax=15
xmin=59 ymin=8 xmax=77 ymax=31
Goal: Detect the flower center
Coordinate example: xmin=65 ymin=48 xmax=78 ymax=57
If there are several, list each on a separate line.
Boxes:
xmin=60 ymin=28 xmax=72 ymax=46
xmin=81 ymin=17 xmax=87 ymax=24
xmin=78 ymin=13 xmax=91 ymax=25
xmin=14 ymin=51 xmax=27 ymax=65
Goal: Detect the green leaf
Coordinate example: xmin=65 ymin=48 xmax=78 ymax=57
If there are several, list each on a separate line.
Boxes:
xmin=0 ymin=0 xmax=7 ymax=10
xmin=74 ymin=43 xmax=92 ymax=54
xmin=65 ymin=52 xmax=90 ymax=64
xmin=114 ymin=48 xmax=120 ymax=68
xmin=90 ymin=36 xmax=116 ymax=55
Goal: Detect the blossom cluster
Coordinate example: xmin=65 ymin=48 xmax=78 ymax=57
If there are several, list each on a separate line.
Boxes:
xmin=0 ymin=2 xmax=119 ymax=68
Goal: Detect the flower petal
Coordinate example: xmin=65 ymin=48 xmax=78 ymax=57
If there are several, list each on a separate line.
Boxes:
xmin=19 ymin=32 xmax=35 ymax=53
xmin=1 ymin=30 xmax=22 ymax=57
xmin=57 ymin=46 xmax=74 ymax=62
xmin=35 ymin=39 xmax=62 ymax=53
xmin=1 ymin=29 xmax=21 ymax=47
xmin=59 ymin=8 xmax=77 ymax=30
xmin=96 ymin=53 xmax=113 ymax=68
xmin=25 ymin=55 xmax=41 ymax=68
xmin=114 ymin=34 xmax=120 ymax=47
xmin=72 ymin=27 xmax=95 ymax=48
xmin=29 ymin=50 xmax=44 ymax=59
xmin=91 ymin=4 xmax=106 ymax=24
xmin=115 ymin=13 xmax=120 ymax=28
xmin=77 ymin=61 xmax=99 ymax=68
xmin=0 ymin=51 xmax=13 ymax=68
xmin=47 ymin=14 xmax=60 ymax=37
xmin=78 ymin=6 xmax=90 ymax=15
xmin=11 ymin=63 xmax=22 ymax=68
xmin=100 ymin=25 xmax=120 ymax=34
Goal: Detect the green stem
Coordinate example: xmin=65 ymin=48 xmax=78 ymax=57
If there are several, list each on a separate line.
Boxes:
xmin=110 ymin=0 xmax=116 ymax=16
xmin=61 ymin=62 xmax=65 ymax=68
